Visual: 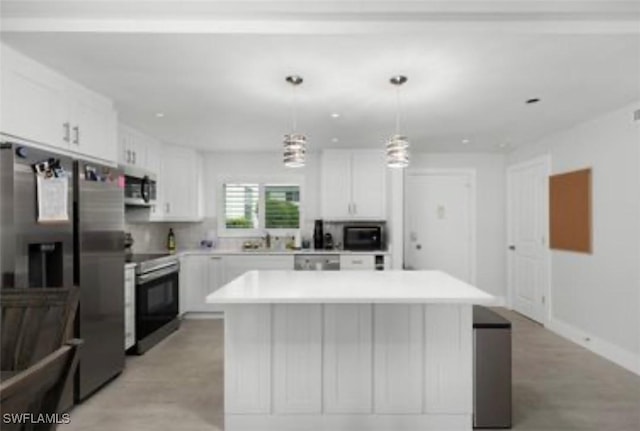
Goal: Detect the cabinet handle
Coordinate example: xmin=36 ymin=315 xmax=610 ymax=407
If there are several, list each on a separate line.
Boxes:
xmin=348 ymin=203 xmax=352 ymax=215
xmin=352 ymin=260 xmax=363 ymax=264
xmin=165 ymin=203 xmax=170 ymax=213
xmin=210 ymin=257 xmax=221 ymax=260
xmin=132 ymin=151 xmax=136 ymax=164
xmin=63 ymin=122 xmax=70 ymax=143
xmin=353 ymin=203 xmax=357 ymax=215
xmin=72 ymin=126 xmax=80 ymax=145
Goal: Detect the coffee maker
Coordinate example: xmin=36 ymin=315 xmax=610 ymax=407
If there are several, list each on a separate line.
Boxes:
xmin=313 ymin=219 xmax=323 ymax=250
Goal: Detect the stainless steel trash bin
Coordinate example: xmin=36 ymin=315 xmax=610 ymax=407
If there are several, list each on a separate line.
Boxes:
xmin=473 ymin=306 xmax=512 ymax=429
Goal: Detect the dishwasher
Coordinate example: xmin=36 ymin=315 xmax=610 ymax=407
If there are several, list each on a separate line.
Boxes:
xmin=294 ymin=254 xmax=340 ymax=270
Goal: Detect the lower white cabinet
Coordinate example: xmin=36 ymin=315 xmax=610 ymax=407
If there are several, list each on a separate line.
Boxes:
xmin=180 ymin=254 xmax=295 ymax=315
xmin=124 ymin=267 xmax=136 ymax=350
xmin=340 ymin=254 xmax=375 ymax=270
xmin=180 ymin=255 xmax=225 ymax=313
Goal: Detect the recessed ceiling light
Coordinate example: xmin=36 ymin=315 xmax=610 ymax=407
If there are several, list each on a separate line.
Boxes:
xmin=155 ymin=112 xmax=165 ymax=118
xmin=498 ymin=143 xmax=508 ymax=148
xmin=525 ymin=98 xmax=540 ymax=104
xmin=462 ymin=139 xmax=470 ymax=144
xmin=331 ymin=113 xmax=340 ymax=119
xmin=331 ymin=138 xmax=339 ymax=143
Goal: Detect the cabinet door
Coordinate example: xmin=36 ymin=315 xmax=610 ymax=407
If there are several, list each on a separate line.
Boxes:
xmin=321 ymin=150 xmax=353 ymax=219
xmin=340 ymin=254 xmax=375 ymax=270
xmin=351 ymin=150 xmax=386 ymax=219
xmin=222 ymin=255 xmax=295 ymax=284
xmin=181 ymin=255 xmax=208 ymax=313
xmin=162 ymin=146 xmax=202 ymax=221
xmin=0 ymin=45 xmax=69 ymax=149
xmin=124 ymin=268 xmax=136 ymax=349
xmin=117 ymin=124 xmax=147 ymax=168
xmin=206 ymin=256 xmax=225 ymax=312
xmin=70 ymin=92 xmax=117 ymax=163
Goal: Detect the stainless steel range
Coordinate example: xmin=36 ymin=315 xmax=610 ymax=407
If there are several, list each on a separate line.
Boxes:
xmin=127 ymin=253 xmax=180 ymax=354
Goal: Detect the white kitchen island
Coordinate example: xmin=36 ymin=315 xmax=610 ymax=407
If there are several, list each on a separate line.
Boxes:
xmin=207 ymin=270 xmax=495 ymax=431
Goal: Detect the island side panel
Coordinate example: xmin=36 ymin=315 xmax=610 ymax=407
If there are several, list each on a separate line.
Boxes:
xmin=273 ymin=304 xmax=323 ymax=414
xmin=225 ymin=305 xmax=272 ymax=414
xmin=424 ymin=304 xmax=473 ymax=418
xmin=373 ymin=304 xmax=424 ymax=414
xmin=323 ymin=304 xmax=373 ymax=413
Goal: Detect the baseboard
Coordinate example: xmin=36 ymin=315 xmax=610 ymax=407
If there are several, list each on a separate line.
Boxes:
xmin=182 ymin=312 xmax=224 ymax=320
xmin=546 ymin=317 xmax=640 ymax=376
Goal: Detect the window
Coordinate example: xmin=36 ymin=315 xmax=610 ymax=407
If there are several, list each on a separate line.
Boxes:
xmin=265 ymin=185 xmax=300 ymax=229
xmin=221 ymin=182 xmax=301 ymax=234
xmin=224 ymin=183 xmax=259 ymax=229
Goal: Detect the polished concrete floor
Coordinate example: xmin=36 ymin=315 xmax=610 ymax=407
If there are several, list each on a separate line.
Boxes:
xmin=61 ymin=309 xmax=640 ymax=431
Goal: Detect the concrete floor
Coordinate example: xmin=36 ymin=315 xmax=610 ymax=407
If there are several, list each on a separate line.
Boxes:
xmin=61 ymin=309 xmax=640 ymax=431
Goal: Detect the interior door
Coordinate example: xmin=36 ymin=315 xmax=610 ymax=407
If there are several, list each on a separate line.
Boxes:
xmin=405 ymin=172 xmax=474 ymax=283
xmin=507 ymin=157 xmax=550 ymax=324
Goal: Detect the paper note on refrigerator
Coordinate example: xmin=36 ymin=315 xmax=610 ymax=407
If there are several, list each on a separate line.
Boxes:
xmin=37 ymin=175 xmax=69 ymax=222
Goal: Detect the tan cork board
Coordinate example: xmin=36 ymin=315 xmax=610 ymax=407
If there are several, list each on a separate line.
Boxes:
xmin=549 ymin=168 xmax=592 ymax=253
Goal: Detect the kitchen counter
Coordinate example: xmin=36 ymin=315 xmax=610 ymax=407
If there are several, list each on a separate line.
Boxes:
xmin=181 ymin=248 xmax=390 ymax=256
xmin=207 ymin=270 xmax=493 ymax=304
xmin=208 ymin=270 xmax=493 ymax=431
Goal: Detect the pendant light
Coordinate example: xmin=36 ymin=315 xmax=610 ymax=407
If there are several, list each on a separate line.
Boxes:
xmin=386 ymin=75 xmax=409 ymax=168
xmin=283 ymin=75 xmax=307 ymax=168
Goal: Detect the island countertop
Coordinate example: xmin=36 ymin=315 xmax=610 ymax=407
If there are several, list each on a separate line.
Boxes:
xmin=206 ymin=270 xmax=495 ymax=304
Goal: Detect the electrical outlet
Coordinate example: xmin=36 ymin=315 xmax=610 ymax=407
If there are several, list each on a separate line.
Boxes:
xmin=634 ymin=109 xmax=640 ymax=122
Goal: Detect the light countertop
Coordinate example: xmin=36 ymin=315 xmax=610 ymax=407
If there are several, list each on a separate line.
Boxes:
xmin=180 ymin=249 xmax=390 ymax=256
xmin=206 ymin=270 xmax=495 ymax=305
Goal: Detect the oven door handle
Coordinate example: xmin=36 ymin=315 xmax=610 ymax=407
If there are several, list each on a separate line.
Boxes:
xmin=136 ymin=263 xmax=180 ymax=284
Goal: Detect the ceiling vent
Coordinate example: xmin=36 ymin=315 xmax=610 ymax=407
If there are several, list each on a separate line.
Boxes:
xmin=634 ymin=109 xmax=640 ymax=122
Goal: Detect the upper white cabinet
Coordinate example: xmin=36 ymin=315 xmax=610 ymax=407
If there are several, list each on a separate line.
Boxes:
xmin=118 ymin=124 xmax=148 ymax=168
xmin=321 ymin=150 xmax=386 ymax=220
xmin=1 ymin=43 xmax=117 ymax=164
xmin=160 ymin=145 xmax=203 ymax=222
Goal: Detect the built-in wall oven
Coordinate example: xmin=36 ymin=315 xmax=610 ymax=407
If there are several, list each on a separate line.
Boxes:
xmin=131 ymin=254 xmax=180 ymax=354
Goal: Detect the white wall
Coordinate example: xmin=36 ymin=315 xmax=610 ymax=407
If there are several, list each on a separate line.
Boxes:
xmin=408 ymin=153 xmax=507 ymax=300
xmin=508 ymin=101 xmax=640 ymax=372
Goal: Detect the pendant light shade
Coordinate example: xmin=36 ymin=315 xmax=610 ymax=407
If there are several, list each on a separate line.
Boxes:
xmin=283 ymin=133 xmax=307 ymax=168
xmin=386 ymin=75 xmax=409 ymax=168
xmin=283 ymin=75 xmax=307 ymax=168
xmin=386 ymin=134 xmax=409 ymax=168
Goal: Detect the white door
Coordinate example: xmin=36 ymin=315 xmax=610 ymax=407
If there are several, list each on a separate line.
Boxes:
xmin=405 ymin=171 xmax=475 ymax=283
xmin=507 ymin=157 xmax=550 ymax=324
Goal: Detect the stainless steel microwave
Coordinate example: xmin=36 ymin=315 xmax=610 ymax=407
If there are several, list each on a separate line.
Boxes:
xmin=343 ymin=225 xmax=384 ymax=251
xmin=122 ymin=166 xmax=157 ymax=207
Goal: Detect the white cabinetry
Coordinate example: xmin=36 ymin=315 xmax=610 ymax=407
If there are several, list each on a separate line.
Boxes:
xmin=180 ymin=255 xmax=225 ymax=314
xmin=124 ymin=267 xmax=136 ymax=350
xmin=180 ymin=254 xmax=294 ymax=315
xmin=340 ymin=254 xmax=376 ymax=270
xmin=160 ymin=146 xmax=203 ymax=221
xmin=118 ymin=124 xmax=148 ymax=168
xmin=321 ymin=150 xmax=386 ymax=220
xmin=222 ymin=255 xmax=294 ymax=284
xmin=1 ymin=43 xmax=117 ymax=164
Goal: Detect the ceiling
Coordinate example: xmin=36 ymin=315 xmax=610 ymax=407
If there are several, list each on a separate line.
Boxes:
xmin=1 ymin=2 xmax=639 ymax=153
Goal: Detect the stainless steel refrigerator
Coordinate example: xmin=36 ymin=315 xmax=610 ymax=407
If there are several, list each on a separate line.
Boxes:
xmin=0 ymin=142 xmax=125 ymax=405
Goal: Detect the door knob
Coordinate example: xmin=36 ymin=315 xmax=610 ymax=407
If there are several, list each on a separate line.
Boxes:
xmin=509 ymin=245 xmax=516 ymax=251
xmin=416 ymin=244 xmax=422 ymax=250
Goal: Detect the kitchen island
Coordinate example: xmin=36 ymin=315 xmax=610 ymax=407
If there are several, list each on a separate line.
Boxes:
xmin=207 ymin=270 xmax=495 ymax=431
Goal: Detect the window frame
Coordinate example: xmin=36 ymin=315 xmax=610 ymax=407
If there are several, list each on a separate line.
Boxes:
xmin=217 ymin=175 xmax=304 ymax=238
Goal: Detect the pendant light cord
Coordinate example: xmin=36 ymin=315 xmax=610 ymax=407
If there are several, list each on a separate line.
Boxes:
xmin=395 ymin=85 xmax=401 ymax=135
xmin=291 ymin=84 xmax=298 ymax=133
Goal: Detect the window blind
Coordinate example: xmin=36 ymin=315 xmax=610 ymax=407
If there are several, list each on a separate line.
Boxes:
xmin=224 ymin=183 xmax=259 ymax=229
xmin=265 ymin=185 xmax=300 ymax=229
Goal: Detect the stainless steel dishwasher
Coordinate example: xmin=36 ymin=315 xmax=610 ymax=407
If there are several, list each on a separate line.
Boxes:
xmin=294 ymin=254 xmax=340 ymax=270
